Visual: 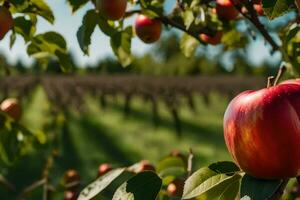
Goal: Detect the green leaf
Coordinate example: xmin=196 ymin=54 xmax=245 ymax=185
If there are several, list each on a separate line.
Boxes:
xmin=157 ymin=156 xmax=186 ymax=173
xmin=110 ymin=26 xmax=133 ymax=67
xmin=98 ymin=17 xmax=117 ymax=36
xmin=262 ymin=0 xmax=294 ymax=20
xmin=78 ymin=168 xmax=125 ymax=200
xmin=17 ymin=0 xmax=55 ymax=24
xmin=77 ymin=10 xmax=98 ymax=55
xmin=221 ymin=30 xmax=248 ymax=50
xmin=180 ymin=33 xmax=199 ymax=58
xmin=240 ymin=174 xmax=282 ymax=200
xmin=183 ymin=162 xmax=241 ymax=200
xmin=208 ymin=161 xmax=240 ymax=174
xmin=27 ymin=31 xmax=73 ymax=72
xmin=66 ymin=0 xmax=89 ymax=12
xmin=182 ymin=9 xmax=194 ymax=30
xmin=13 ymin=16 xmax=37 ymax=42
xmin=112 ymin=171 xmax=162 ymax=200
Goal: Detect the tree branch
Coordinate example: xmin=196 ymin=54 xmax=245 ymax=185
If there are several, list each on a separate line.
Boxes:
xmin=233 ymin=0 xmax=280 ymax=52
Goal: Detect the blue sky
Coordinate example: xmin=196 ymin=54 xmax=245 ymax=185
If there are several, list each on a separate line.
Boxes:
xmin=0 ymin=0 xmax=280 ymax=67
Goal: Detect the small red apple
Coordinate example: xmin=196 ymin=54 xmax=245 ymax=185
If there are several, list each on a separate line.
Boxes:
xmin=0 ymin=6 xmax=13 ymax=40
xmin=167 ymin=179 xmax=185 ymax=197
xmin=96 ymin=0 xmax=127 ymax=21
xmin=0 ymin=98 xmax=22 ymax=121
xmin=134 ymin=14 xmax=162 ymax=44
xmin=224 ymin=82 xmax=300 ymax=179
xmin=64 ymin=191 xmax=77 ymax=200
xmin=254 ymin=4 xmax=264 ymax=16
xmin=98 ymin=163 xmax=112 ymax=176
xmin=64 ymin=169 xmax=80 ymax=184
xmin=138 ymin=160 xmax=156 ymax=172
xmin=199 ymin=31 xmax=223 ymax=45
xmin=216 ymin=0 xmax=239 ymax=21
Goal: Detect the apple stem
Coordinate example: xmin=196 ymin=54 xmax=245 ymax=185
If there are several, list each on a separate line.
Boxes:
xmin=268 ymin=179 xmax=289 ymax=200
xmin=267 ymin=76 xmax=275 ymax=88
xmin=273 ymin=65 xmax=287 ymax=86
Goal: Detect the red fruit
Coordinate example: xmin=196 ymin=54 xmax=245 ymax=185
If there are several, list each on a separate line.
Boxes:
xmin=224 ymin=82 xmax=300 ymax=179
xmin=0 ymin=98 xmax=22 ymax=121
xmin=134 ymin=14 xmax=162 ymax=44
xmin=139 ymin=160 xmax=156 ymax=172
xmin=252 ymin=0 xmax=262 ymax=4
xmin=167 ymin=179 xmax=184 ymax=197
xmin=64 ymin=169 xmax=80 ymax=184
xmin=199 ymin=31 xmax=223 ymax=45
xmin=216 ymin=0 xmax=239 ymax=21
xmin=254 ymin=4 xmax=264 ymax=16
xmin=96 ymin=0 xmax=127 ymax=21
xmin=98 ymin=163 xmax=112 ymax=176
xmin=64 ymin=191 xmax=77 ymax=200
xmin=0 ymin=6 xmax=13 ymax=40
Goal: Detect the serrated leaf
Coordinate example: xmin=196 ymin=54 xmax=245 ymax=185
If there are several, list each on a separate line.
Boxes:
xmin=180 ymin=33 xmax=199 ymax=58
xmin=77 ymin=10 xmax=98 ymax=55
xmin=110 ymin=27 xmax=133 ymax=67
xmin=240 ymin=174 xmax=282 ymax=200
xmin=66 ymin=0 xmax=89 ymax=12
xmin=112 ymin=171 xmax=162 ymax=200
xmin=262 ymin=0 xmax=294 ymax=20
xmin=78 ymin=168 xmax=125 ymax=200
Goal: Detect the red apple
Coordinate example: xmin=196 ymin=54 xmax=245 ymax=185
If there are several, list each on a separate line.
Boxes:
xmin=254 ymin=4 xmax=264 ymax=16
xmin=216 ymin=0 xmax=239 ymax=21
xmin=96 ymin=0 xmax=127 ymax=21
xmin=138 ymin=160 xmax=156 ymax=172
xmin=167 ymin=179 xmax=185 ymax=197
xmin=98 ymin=163 xmax=112 ymax=176
xmin=0 ymin=98 xmax=22 ymax=121
xmin=199 ymin=31 xmax=223 ymax=45
xmin=64 ymin=191 xmax=77 ymax=200
xmin=64 ymin=169 xmax=80 ymax=184
xmin=0 ymin=6 xmax=13 ymax=40
xmin=134 ymin=14 xmax=162 ymax=44
xmin=224 ymin=82 xmax=300 ymax=179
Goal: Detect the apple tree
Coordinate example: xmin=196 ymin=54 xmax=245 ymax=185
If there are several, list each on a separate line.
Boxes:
xmin=0 ymin=0 xmax=300 ymax=199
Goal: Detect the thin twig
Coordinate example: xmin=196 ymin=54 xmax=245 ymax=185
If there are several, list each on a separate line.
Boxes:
xmin=267 ymin=76 xmax=275 ymax=88
xmin=0 ymin=174 xmax=16 ymax=192
xmin=232 ymin=0 xmax=280 ymax=52
xmin=17 ymin=179 xmax=46 ymax=200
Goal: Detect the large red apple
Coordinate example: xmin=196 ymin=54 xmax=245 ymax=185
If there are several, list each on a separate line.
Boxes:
xmin=216 ymin=0 xmax=239 ymax=21
xmin=134 ymin=14 xmax=162 ymax=44
xmin=199 ymin=31 xmax=223 ymax=45
xmin=96 ymin=0 xmax=127 ymax=21
xmin=0 ymin=6 xmax=13 ymax=40
xmin=224 ymin=82 xmax=300 ymax=179
xmin=0 ymin=98 xmax=22 ymax=121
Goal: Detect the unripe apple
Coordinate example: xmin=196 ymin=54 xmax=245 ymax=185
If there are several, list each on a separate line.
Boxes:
xmin=96 ymin=0 xmax=127 ymax=21
xmin=216 ymin=0 xmax=239 ymax=21
xmin=170 ymin=150 xmax=187 ymax=164
xmin=0 ymin=98 xmax=22 ymax=121
xmin=0 ymin=6 xmax=13 ymax=40
xmin=138 ymin=160 xmax=156 ymax=172
xmin=64 ymin=169 xmax=80 ymax=184
xmin=224 ymin=82 xmax=300 ymax=179
xmin=199 ymin=31 xmax=223 ymax=45
xmin=98 ymin=163 xmax=112 ymax=176
xmin=134 ymin=14 xmax=162 ymax=44
xmin=167 ymin=179 xmax=184 ymax=197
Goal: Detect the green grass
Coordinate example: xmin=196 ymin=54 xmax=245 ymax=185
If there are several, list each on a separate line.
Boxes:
xmin=2 ymin=87 xmax=233 ymax=197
